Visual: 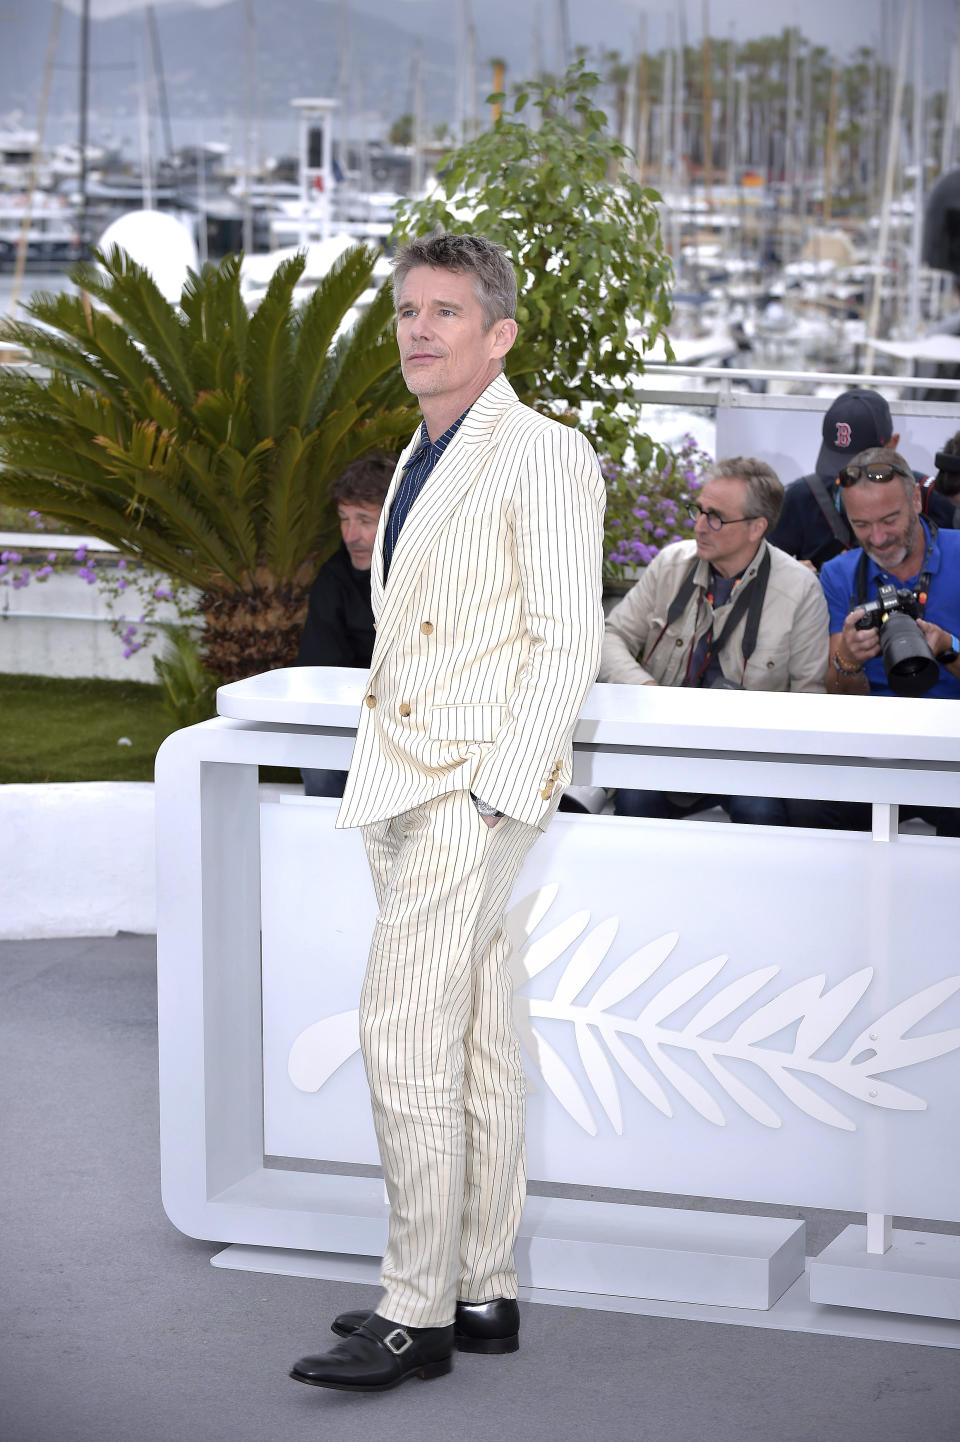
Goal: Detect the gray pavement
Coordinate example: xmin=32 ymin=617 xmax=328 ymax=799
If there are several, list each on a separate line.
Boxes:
xmin=2 ymin=933 xmax=959 ymax=1442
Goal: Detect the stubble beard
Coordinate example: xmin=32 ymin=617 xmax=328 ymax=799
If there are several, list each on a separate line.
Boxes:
xmin=400 ymin=356 xmax=446 ymax=399
xmin=865 ymin=512 xmax=919 ymax=570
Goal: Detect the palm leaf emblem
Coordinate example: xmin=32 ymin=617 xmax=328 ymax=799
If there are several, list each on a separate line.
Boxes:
xmin=290 ymin=886 xmax=960 ymax=1135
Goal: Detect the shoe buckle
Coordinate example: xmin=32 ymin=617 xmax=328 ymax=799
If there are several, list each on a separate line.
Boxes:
xmin=383 ymin=1327 xmax=413 ymax=1354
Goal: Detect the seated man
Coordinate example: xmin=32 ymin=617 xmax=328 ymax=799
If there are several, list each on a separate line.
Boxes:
xmin=787 ymin=446 xmax=960 ymax=836
xmin=600 ymin=456 xmax=829 ymax=825
xmin=769 ymin=388 xmax=958 ymax=568
xmin=297 ymin=451 xmax=395 ymax=797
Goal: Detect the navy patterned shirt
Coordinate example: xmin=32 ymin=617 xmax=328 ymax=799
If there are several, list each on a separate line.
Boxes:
xmin=382 ymin=409 xmax=469 ymax=580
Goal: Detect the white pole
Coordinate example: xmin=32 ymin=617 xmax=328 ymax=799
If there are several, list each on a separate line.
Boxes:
xmin=138 ymin=43 xmax=155 ymax=213
xmin=864 ymin=0 xmax=913 ymax=371
xmin=197 ymin=139 xmax=208 ymax=266
xmin=412 ymin=46 xmax=424 ymax=195
xmin=298 ymin=107 xmax=309 ymax=251
xmin=907 ymin=2 xmax=924 ymax=336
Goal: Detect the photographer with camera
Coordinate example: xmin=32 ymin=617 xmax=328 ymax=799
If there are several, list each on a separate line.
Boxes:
xmin=600 ymin=457 xmax=829 ymax=825
xmin=788 ymin=446 xmax=960 ymax=835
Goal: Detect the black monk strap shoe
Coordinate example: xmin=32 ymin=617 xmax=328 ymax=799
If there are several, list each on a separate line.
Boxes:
xmin=331 ymin=1297 xmax=520 ymax=1356
xmin=290 ymin=1312 xmax=454 ymax=1392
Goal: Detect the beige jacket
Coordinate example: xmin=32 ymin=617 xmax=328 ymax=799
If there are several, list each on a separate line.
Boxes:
xmin=337 ymin=375 xmax=606 ymax=831
xmin=600 ymin=538 xmax=829 ymax=692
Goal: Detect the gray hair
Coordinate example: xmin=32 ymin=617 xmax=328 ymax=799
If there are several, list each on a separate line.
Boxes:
xmin=392 ymin=233 xmax=518 ymax=331
xmin=844 ymin=445 xmax=916 ymax=499
xmin=709 ymin=456 xmax=784 ymax=532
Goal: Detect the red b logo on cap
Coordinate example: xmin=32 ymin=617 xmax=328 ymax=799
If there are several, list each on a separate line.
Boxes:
xmin=835 ymin=421 xmax=852 ymax=448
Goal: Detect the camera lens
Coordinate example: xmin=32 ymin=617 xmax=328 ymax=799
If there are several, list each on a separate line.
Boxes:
xmin=879 ymin=612 xmax=939 ymax=696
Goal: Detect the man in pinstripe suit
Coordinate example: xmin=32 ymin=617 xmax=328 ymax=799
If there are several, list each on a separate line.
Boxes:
xmin=291 ymin=234 xmax=606 ymax=1393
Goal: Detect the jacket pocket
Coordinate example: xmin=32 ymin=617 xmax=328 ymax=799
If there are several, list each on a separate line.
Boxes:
xmin=428 ymin=703 xmax=507 ymax=742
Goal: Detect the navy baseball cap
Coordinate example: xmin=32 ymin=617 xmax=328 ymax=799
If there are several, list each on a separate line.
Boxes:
xmin=816 ymin=389 xmax=894 ymax=479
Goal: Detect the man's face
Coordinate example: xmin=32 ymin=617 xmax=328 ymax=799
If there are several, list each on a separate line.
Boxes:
xmin=338 ymin=501 xmax=382 ymax=572
xmin=395 ymin=266 xmax=515 ymax=411
xmin=692 ymin=476 xmax=765 ymax=571
xmin=843 ymin=480 xmax=921 ymax=569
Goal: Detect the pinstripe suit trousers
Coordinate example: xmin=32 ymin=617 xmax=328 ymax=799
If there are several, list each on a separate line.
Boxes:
xmin=360 ymin=790 xmax=539 ymax=1328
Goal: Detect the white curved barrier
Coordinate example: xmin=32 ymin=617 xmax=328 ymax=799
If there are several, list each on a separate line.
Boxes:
xmin=155 ymin=669 xmax=960 ymax=1339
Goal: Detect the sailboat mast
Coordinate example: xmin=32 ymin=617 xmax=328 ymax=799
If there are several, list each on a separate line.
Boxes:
xmin=145 ymin=4 xmax=173 ymax=161
xmin=78 ymin=0 xmax=90 ymax=252
xmin=864 ymin=0 xmax=913 ymax=371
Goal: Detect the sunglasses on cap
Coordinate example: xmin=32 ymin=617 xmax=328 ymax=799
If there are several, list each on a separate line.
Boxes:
xmin=837 ymin=462 xmax=912 ymax=488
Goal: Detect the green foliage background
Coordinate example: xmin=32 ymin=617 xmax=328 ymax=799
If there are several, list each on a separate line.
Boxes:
xmin=394 ymin=62 xmax=674 ymax=469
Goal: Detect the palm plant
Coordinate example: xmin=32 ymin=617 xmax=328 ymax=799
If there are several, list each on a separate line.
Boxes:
xmin=0 ymin=244 xmax=415 ymax=681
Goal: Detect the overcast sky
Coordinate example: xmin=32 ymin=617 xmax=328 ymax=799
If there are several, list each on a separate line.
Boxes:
xmin=62 ymin=0 xmax=957 ymax=60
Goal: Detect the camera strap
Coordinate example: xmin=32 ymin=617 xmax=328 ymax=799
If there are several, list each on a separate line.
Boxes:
xmin=853 ymin=522 xmax=938 ymax=616
xmin=711 ymin=549 xmax=771 ymax=661
xmin=804 ymin=473 xmax=853 ymax=548
xmin=646 ymin=549 xmax=771 ymax=673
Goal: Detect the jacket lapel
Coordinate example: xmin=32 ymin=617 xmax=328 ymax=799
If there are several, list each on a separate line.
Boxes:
xmin=369 ymin=439 xmax=415 ymax=618
xmin=368 ymin=374 xmax=518 ymax=679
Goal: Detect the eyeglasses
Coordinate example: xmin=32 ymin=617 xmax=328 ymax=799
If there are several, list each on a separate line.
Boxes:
xmin=686 ymin=502 xmax=758 ymax=531
xmin=838 ymin=462 xmax=912 ymax=488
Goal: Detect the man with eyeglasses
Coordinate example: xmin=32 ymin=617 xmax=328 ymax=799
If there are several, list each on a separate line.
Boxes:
xmin=786 ymin=446 xmax=960 ymax=836
xmin=600 ymin=456 xmax=829 ymax=825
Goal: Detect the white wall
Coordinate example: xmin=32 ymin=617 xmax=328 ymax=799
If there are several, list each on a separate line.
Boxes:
xmin=0 ymin=534 xmax=185 ymax=682
xmin=0 ymin=780 xmax=302 ymax=940
xmin=0 ymin=783 xmax=157 ymax=939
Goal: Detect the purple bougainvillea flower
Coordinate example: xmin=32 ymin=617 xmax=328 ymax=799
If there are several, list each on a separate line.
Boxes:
xmin=46 ymin=552 xmax=57 ymax=562
xmin=632 ymin=507 xmax=649 ymax=520
xmin=36 ymin=565 xmax=53 ymax=579
xmin=654 ymin=527 xmax=667 ymax=538
xmin=117 ymin=559 xmax=127 ymax=570
xmin=74 ymin=546 xmax=87 ymax=562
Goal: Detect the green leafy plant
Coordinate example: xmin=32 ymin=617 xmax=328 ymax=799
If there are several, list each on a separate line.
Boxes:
xmin=153 ymin=623 xmax=222 ymax=728
xmin=394 ymin=60 xmax=674 ymax=466
xmin=0 ymin=244 xmax=416 ymax=682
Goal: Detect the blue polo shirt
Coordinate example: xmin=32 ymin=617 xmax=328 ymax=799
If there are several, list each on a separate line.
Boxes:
xmin=820 ymin=520 xmax=960 ymax=699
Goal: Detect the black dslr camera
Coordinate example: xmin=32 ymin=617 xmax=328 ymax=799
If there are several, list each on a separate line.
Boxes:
xmin=853 ymin=583 xmax=938 ymax=696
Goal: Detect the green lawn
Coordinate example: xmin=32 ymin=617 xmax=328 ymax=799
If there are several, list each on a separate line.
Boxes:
xmin=0 ymin=672 xmax=305 ymax=786
xmin=0 ymin=673 xmax=178 ymax=782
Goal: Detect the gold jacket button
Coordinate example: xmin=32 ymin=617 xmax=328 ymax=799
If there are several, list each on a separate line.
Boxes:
xmin=398 ymin=703 xmax=411 ymax=717
xmin=675 ymin=637 xmax=684 ymax=647
xmin=541 ymin=786 xmax=554 ymax=800
xmin=365 ymin=694 xmax=376 ymax=708
xmin=766 ymin=660 xmax=775 ymax=669
xmin=420 ymin=621 xmax=434 ymax=635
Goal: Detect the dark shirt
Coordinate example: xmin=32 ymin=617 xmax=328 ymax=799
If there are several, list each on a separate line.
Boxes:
xmin=383 ymin=410 xmax=468 ymax=578
xmin=296 ymin=544 xmax=375 ymax=669
xmin=770 ymin=470 xmax=958 ymax=568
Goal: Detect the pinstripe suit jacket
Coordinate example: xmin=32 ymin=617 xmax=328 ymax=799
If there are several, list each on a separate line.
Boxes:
xmin=336 ymin=374 xmax=606 ymax=832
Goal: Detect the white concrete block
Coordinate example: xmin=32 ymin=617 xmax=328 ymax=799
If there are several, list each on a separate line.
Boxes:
xmin=0 ymin=782 xmax=156 ymax=939
xmin=809 ymin=1225 xmax=960 ymax=1320
xmin=517 ymin=1196 xmax=805 ymax=1310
